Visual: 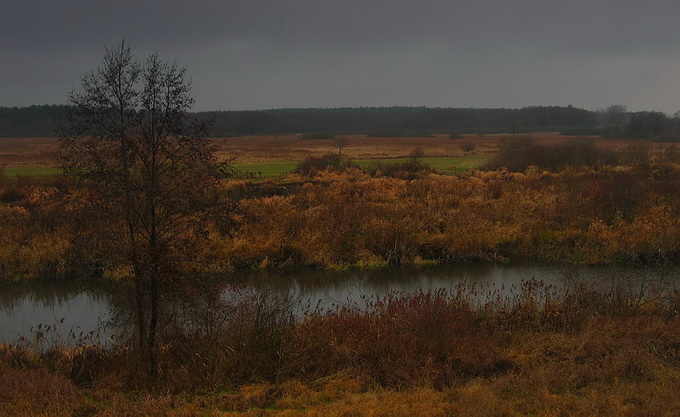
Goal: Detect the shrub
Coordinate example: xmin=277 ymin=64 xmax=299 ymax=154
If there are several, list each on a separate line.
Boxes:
xmin=294 ymin=153 xmax=342 ymax=174
xmin=366 ymin=148 xmax=433 ymax=179
xmin=0 ymin=188 xmax=26 ymax=204
xmin=459 ymin=141 xmax=475 ymax=153
xmin=484 ymin=136 xmax=540 ymax=171
xmin=294 ymin=153 xmax=356 ymax=175
xmin=485 ymin=137 xmax=612 ymax=171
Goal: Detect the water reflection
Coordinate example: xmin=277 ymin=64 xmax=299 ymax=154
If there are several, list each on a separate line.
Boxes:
xmin=235 ymin=262 xmax=680 ymax=311
xmin=0 ymin=280 xmax=117 ymax=344
xmin=0 ymin=262 xmax=679 ymax=344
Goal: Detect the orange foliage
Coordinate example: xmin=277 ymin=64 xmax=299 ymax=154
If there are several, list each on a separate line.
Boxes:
xmin=220 ymin=164 xmax=680 ymax=269
xmin=4 ymin=163 xmax=680 ymax=278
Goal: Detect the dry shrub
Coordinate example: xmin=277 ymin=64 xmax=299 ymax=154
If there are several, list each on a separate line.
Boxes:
xmin=4 ymin=284 xmax=680 ymax=414
xmin=120 ymin=285 xmax=298 ymax=392
xmin=287 ymin=289 xmax=514 ymax=389
xmin=294 ymin=152 xmax=350 ymax=175
xmin=6 ymin=163 xmax=680 ymax=275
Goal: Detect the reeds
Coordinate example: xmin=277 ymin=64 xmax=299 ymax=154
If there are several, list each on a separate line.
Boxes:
xmin=4 ymin=278 xmax=680 ymax=414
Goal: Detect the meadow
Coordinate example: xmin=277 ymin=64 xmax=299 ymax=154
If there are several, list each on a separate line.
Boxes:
xmin=1 ymin=134 xmax=497 ymax=177
xmin=0 ymin=132 xmax=654 ymax=178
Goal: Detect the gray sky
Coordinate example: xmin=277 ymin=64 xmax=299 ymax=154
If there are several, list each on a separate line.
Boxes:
xmin=2 ymin=0 xmax=680 ymax=112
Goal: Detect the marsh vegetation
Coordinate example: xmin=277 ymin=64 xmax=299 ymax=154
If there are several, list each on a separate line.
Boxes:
xmin=3 ymin=130 xmax=680 ymax=414
xmin=4 ymin=45 xmax=680 ymax=414
xmin=4 ymin=274 xmax=680 ymax=415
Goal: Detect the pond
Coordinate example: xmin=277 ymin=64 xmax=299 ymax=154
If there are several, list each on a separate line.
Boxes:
xmin=1 ymin=261 xmax=678 ymax=345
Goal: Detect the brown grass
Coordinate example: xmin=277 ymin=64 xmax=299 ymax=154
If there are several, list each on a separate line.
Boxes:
xmin=3 ymin=284 xmax=680 ymax=415
xmin=1 ymin=133 xmax=668 ymax=168
xmin=144 ymin=133 xmax=680 ymax=164
xmin=5 ymin=161 xmax=680 ymax=278
xmin=0 ymin=137 xmax=59 ymax=168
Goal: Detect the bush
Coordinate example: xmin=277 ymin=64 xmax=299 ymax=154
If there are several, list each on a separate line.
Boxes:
xmin=367 ymin=148 xmax=433 ymax=179
xmin=0 ymin=188 xmax=26 ymax=204
xmin=484 ymin=136 xmax=540 ymax=171
xmin=485 ymin=137 xmax=612 ymax=172
xmin=294 ymin=153 xmax=357 ymax=175
xmin=459 ymin=141 xmax=475 ymax=153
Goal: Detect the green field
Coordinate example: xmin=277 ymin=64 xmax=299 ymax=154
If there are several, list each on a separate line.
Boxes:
xmin=2 ymin=154 xmax=492 ymax=178
xmin=233 ymin=154 xmax=492 ymax=178
xmin=3 ymin=167 xmax=61 ymax=176
xmin=356 ymin=154 xmax=492 ymax=175
xmin=232 ymin=161 xmax=301 ymax=178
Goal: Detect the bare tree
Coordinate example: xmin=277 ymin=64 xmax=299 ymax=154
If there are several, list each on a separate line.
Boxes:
xmin=335 ymin=135 xmax=347 ymax=156
xmin=58 ymin=41 xmax=221 ymax=369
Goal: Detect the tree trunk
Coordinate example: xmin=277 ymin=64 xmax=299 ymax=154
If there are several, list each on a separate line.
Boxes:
xmin=146 ymin=268 xmax=159 ymax=372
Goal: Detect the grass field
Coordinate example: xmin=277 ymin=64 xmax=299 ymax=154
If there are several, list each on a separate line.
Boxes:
xmin=0 ymin=133 xmax=664 ymax=178
xmin=355 ymin=154 xmax=492 ymax=175
xmin=232 ymin=154 xmax=492 ymax=177
xmin=233 ymin=161 xmax=301 ymax=177
xmin=1 ymin=156 xmax=489 ymax=178
xmin=3 ymin=167 xmax=61 ymax=176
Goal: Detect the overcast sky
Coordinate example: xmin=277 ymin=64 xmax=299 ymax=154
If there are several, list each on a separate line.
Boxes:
xmin=3 ymin=0 xmax=680 ymax=112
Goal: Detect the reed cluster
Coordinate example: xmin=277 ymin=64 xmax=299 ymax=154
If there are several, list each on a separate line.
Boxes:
xmin=3 ymin=279 xmax=680 ymax=415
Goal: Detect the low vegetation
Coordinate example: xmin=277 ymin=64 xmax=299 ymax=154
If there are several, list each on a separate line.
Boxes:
xmin=231 ymin=154 xmax=491 ymax=178
xmin=3 ymin=279 xmax=680 ymax=415
xmin=3 ymin=151 xmax=680 ymax=279
xmin=293 ymin=153 xmax=354 ymax=175
xmin=300 ymin=133 xmax=336 ymax=140
xmin=4 ymin=132 xmax=680 ymax=414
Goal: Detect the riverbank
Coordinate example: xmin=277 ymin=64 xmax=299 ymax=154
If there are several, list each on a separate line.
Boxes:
xmin=3 ymin=261 xmax=677 ymax=345
xmin=2 ymin=164 xmax=680 ymax=281
xmin=3 ymin=281 xmax=680 ymax=415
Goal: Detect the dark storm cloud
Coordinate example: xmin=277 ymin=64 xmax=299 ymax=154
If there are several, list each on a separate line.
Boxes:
xmin=3 ymin=1 xmax=680 ymax=111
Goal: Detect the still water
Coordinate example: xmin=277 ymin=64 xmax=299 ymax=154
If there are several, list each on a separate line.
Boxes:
xmin=1 ymin=262 xmax=678 ymax=344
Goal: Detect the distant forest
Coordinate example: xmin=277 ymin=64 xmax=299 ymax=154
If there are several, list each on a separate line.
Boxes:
xmin=1 ymin=104 xmax=677 ymax=139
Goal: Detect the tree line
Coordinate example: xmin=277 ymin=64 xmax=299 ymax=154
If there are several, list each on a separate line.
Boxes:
xmin=6 ymin=103 xmax=676 ymax=138
xmin=0 ymin=105 xmax=70 ymax=137
xmin=198 ymin=105 xmax=598 ymax=136
xmin=5 ymin=103 xmax=680 ymax=139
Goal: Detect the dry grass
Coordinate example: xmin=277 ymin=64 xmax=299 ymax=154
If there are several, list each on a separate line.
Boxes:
xmin=212 ymin=134 xmax=496 ymax=164
xmin=2 ymin=324 xmax=680 ymax=416
xmin=5 ymin=162 xmax=680 ymax=278
xmin=0 ymin=137 xmax=59 ymax=168
xmin=4 ymin=285 xmax=680 ymax=415
xmin=210 ymin=133 xmax=624 ymax=164
xmin=3 ymin=133 xmax=666 ymax=169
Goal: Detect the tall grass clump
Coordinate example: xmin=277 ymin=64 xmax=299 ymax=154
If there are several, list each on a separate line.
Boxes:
xmin=294 ymin=153 xmax=356 ymax=175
